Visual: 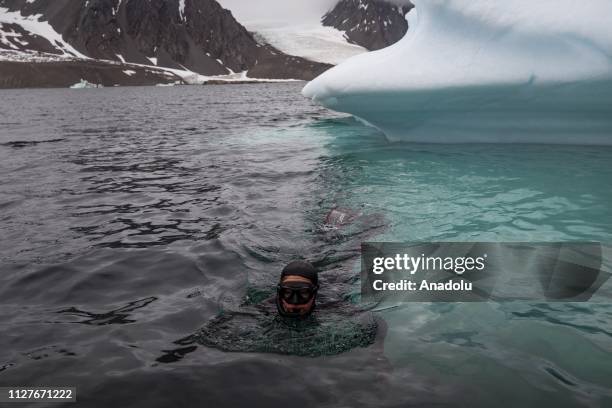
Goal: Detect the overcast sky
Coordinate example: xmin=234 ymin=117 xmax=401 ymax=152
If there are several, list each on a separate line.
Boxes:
xmin=217 ymin=0 xmax=339 ymax=24
xmin=217 ymin=0 xmax=415 ymax=26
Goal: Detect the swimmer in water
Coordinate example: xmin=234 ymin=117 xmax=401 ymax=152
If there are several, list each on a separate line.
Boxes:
xmin=191 ymin=208 xmax=385 ymax=356
xmin=276 ymin=260 xmax=319 ymax=318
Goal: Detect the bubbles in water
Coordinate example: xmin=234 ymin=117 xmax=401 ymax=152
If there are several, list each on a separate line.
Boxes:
xmin=196 ymin=306 xmax=378 ymax=357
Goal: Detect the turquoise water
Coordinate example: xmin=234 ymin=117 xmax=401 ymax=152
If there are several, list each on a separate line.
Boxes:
xmin=261 ymin=111 xmax=612 ymax=406
xmin=306 ymin=117 xmax=612 ymax=243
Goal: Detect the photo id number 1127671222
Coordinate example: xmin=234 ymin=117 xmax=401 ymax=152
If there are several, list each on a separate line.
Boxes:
xmin=0 ymin=387 xmax=76 ymax=402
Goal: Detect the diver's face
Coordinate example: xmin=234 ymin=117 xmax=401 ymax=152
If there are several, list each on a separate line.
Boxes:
xmin=279 ymin=275 xmax=316 ymax=316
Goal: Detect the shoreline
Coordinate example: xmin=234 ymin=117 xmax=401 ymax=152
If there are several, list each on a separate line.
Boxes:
xmin=0 ymin=53 xmax=309 ymax=90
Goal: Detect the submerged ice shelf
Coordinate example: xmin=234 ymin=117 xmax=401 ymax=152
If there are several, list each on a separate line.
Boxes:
xmin=303 ymin=0 xmax=612 ymax=144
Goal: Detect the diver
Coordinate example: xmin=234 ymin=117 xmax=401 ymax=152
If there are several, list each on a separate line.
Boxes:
xmin=276 ymin=260 xmax=319 ymax=318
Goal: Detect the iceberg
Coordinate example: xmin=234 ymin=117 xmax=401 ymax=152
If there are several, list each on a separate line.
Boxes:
xmin=70 ymin=79 xmax=103 ymax=89
xmin=303 ymin=0 xmax=612 ymax=145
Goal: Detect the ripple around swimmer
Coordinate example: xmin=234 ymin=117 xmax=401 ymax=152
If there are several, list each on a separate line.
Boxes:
xmin=195 ymin=299 xmax=378 ymax=357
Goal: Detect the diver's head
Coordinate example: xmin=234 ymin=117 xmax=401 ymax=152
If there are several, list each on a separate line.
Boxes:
xmin=276 ymin=260 xmax=318 ymax=318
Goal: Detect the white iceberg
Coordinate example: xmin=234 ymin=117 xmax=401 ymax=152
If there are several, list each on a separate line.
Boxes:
xmin=70 ymin=79 xmax=103 ymax=89
xmin=303 ymin=0 xmax=612 ymax=144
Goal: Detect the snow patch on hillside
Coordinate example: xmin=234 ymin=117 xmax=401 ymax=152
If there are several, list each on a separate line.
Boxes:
xmin=0 ymin=7 xmax=87 ymax=58
xmin=179 ymin=0 xmax=186 ymax=20
xmin=0 ymin=49 xmax=67 ymax=62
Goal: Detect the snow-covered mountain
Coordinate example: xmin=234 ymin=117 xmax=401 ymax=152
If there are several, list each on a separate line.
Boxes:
xmin=0 ymin=0 xmax=415 ymax=88
xmin=322 ymin=0 xmax=413 ymax=51
xmin=0 ymin=0 xmax=332 ymax=87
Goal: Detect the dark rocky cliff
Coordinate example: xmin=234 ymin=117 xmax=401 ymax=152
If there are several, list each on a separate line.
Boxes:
xmin=0 ymin=0 xmax=331 ymax=80
xmin=322 ymin=0 xmax=413 ymax=51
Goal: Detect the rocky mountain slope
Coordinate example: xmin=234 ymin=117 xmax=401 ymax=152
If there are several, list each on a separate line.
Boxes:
xmin=0 ymin=0 xmax=331 ymax=87
xmin=322 ymin=0 xmax=413 ymax=51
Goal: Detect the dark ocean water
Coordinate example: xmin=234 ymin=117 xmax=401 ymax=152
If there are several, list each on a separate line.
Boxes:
xmin=1 ymin=83 xmax=611 ymax=407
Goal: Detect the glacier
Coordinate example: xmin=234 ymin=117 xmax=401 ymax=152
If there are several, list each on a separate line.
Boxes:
xmin=302 ymin=0 xmax=612 ymax=144
xmin=218 ymin=0 xmax=367 ymax=65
